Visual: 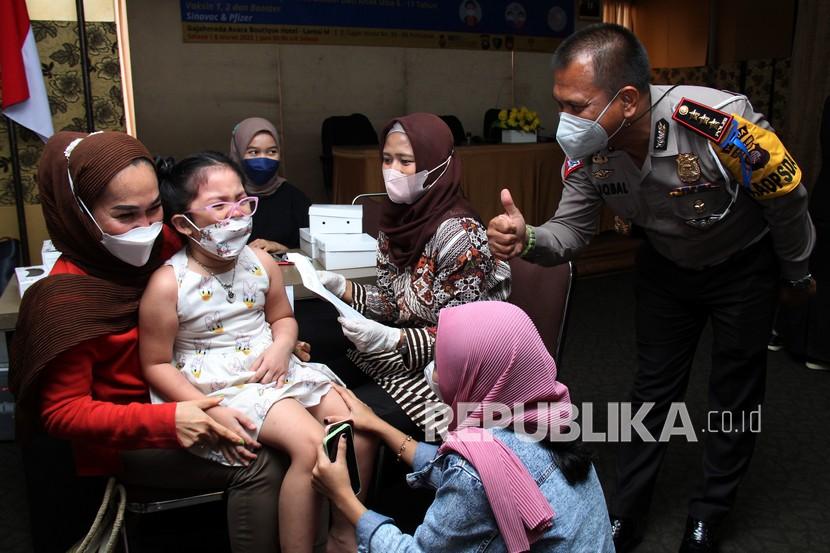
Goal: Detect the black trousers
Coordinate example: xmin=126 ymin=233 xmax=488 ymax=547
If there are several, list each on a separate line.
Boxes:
xmin=294 ymin=299 xmax=425 ymax=440
xmin=611 ymin=236 xmax=778 ymax=523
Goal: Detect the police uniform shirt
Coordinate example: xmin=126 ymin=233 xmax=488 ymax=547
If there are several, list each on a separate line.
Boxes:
xmin=527 ymin=84 xmax=815 ymax=280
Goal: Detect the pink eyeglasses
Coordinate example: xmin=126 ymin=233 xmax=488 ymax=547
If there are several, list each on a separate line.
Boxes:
xmin=189 ymin=196 xmax=259 ymax=222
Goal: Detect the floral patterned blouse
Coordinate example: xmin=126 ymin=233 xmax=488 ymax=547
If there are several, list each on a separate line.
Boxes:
xmin=348 ymin=216 xmax=511 ymax=431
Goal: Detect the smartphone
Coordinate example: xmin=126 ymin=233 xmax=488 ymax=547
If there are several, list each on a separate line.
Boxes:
xmin=323 ymin=420 xmax=361 ymax=495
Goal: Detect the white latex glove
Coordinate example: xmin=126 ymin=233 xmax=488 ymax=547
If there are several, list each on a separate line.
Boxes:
xmin=317 ymin=270 xmax=347 ymax=298
xmin=338 ymin=317 xmax=401 ymax=353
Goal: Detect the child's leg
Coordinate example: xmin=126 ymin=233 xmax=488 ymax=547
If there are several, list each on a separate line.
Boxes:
xmin=308 ymin=389 xmax=379 ymax=553
xmin=259 ymin=399 xmax=325 ymax=553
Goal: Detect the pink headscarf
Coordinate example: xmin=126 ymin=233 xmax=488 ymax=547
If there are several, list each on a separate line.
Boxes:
xmin=435 ymin=301 xmax=572 ymax=553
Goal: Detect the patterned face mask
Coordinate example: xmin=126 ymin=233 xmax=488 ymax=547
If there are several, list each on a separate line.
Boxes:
xmin=183 ymin=214 xmax=253 ymax=259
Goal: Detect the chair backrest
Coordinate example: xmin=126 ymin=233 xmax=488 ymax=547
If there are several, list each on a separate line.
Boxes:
xmin=352 ymin=192 xmax=388 ymax=239
xmin=321 ymin=113 xmax=379 ymax=190
xmin=439 ymin=115 xmax=466 ymax=146
xmin=124 ymin=486 xmax=225 ymax=514
xmin=482 ymin=108 xmax=502 ymax=143
xmin=507 ymin=258 xmax=573 ymax=364
xmin=0 ymin=237 xmax=21 ymax=293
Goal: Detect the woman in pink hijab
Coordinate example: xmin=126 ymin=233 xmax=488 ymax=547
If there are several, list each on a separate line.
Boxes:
xmin=312 ymin=301 xmax=614 ymax=552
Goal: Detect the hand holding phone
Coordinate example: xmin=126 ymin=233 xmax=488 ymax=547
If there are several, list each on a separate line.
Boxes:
xmin=322 ymin=420 xmax=361 ymax=495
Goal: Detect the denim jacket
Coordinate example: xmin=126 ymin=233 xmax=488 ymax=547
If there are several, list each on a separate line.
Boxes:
xmin=356 ymin=428 xmax=614 ymax=552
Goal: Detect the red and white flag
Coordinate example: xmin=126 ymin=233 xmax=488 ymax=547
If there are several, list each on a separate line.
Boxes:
xmin=1 ymin=0 xmax=54 ymax=141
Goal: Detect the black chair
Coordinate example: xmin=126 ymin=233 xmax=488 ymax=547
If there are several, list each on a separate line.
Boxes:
xmin=0 ymin=237 xmax=21 ymax=293
xmin=483 ymin=108 xmax=502 ymax=143
xmin=351 ymin=192 xmax=388 ymax=239
xmin=321 ymin=114 xmax=379 ymax=191
xmin=507 ymin=259 xmax=573 ymax=364
xmin=439 ymin=115 xmax=466 ymax=146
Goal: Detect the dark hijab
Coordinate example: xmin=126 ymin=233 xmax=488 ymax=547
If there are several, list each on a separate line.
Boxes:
xmin=229 ymin=117 xmax=287 ymax=196
xmin=10 ymin=131 xmax=167 ymax=437
xmin=377 ymin=113 xmax=477 ymax=269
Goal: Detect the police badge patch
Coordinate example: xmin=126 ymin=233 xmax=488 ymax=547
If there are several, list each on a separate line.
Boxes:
xmin=676 ymin=153 xmax=701 ymax=184
xmin=563 ymin=158 xmax=584 ymax=178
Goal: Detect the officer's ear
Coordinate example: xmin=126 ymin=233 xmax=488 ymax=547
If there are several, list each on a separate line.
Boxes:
xmin=619 ymin=86 xmax=640 ymax=119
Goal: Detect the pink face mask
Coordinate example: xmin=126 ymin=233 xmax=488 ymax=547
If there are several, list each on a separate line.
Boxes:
xmin=382 ymin=154 xmax=452 ymax=204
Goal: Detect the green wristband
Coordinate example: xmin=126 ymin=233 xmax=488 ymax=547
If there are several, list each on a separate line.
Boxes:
xmin=520 ymin=225 xmax=536 ymax=257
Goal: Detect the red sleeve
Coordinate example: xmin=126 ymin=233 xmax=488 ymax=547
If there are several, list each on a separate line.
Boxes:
xmin=40 ymin=340 xmax=180 ymax=450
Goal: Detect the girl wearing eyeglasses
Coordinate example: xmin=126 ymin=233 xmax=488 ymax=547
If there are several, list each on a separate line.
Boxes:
xmin=140 ymin=151 xmax=374 ymax=553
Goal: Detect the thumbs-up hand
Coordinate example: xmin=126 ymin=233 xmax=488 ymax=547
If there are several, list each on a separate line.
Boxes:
xmin=487 ymin=188 xmax=527 ymax=260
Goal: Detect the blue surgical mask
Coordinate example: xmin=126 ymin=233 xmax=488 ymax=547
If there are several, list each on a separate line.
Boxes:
xmin=243 ymin=157 xmax=280 ymax=186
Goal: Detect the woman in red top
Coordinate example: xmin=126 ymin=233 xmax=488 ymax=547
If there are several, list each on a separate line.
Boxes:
xmin=10 ymin=131 xmax=285 ymax=552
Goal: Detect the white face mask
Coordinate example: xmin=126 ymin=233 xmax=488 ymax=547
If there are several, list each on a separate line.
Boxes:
xmin=66 ymin=165 xmax=163 ymax=267
xmin=184 ymin=214 xmax=253 ymax=259
xmin=382 ymin=154 xmax=452 ymax=204
xmin=423 ymin=360 xmax=443 ymax=401
xmin=555 ymin=89 xmax=626 ymax=160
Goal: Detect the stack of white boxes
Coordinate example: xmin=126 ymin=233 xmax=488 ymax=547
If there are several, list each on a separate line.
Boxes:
xmin=300 ymin=205 xmax=376 ymax=270
xmin=15 ymin=240 xmax=61 ymax=298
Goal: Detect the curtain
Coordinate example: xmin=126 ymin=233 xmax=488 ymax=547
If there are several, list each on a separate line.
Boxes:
xmin=785 ymin=0 xmax=830 ymax=190
xmin=602 ymin=0 xmax=635 ymax=29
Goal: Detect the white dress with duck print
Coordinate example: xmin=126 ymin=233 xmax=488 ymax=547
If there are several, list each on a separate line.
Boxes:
xmin=154 ymin=246 xmax=343 ymax=465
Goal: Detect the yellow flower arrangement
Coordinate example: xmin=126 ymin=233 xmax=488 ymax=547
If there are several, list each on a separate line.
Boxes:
xmin=497 ymin=106 xmax=541 ymax=132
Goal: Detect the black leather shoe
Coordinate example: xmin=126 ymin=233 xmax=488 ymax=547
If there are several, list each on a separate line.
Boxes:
xmin=610 ymin=517 xmax=642 ymax=553
xmin=678 ymin=517 xmax=719 ymax=553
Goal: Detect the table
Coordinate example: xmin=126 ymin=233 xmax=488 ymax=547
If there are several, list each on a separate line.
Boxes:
xmin=0 ymin=260 xmax=377 ymax=333
xmin=332 ymin=143 xmax=617 ymax=230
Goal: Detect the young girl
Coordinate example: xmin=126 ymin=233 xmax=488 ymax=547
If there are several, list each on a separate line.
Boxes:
xmin=139 ymin=152 xmax=371 ymax=553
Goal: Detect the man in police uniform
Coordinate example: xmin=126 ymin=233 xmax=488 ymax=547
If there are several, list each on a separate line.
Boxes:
xmin=488 ymin=24 xmax=815 ymax=553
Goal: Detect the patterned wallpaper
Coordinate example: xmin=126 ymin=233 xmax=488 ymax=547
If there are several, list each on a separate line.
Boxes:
xmin=0 ymin=21 xmax=125 ymax=206
xmin=0 ymin=23 xmax=791 ymax=207
xmin=651 ymin=58 xmax=792 ymax=137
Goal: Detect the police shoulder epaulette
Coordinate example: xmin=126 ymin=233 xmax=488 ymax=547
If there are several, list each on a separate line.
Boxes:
xmin=671 ymin=98 xmax=733 ymax=144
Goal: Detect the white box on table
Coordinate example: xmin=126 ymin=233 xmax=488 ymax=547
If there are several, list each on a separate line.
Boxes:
xmin=41 ymin=240 xmax=61 ymax=273
xmin=15 ymin=265 xmax=48 ymax=298
xmin=313 ymin=233 xmax=377 ymax=270
xmin=308 ymin=204 xmax=362 ymax=234
xmin=299 ymin=227 xmax=317 ymax=259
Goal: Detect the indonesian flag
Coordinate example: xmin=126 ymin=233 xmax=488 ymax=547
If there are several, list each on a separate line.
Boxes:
xmin=1 ymin=0 xmax=54 ymax=141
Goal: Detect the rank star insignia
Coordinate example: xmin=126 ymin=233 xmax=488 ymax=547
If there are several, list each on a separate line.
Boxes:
xmin=676 ymin=153 xmax=701 ymax=184
xmin=672 ymin=98 xmax=734 ymax=143
xmin=592 ymin=168 xmax=613 ymax=179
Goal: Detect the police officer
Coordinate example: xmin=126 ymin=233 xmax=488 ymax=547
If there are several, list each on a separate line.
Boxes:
xmin=487 ymin=24 xmax=815 ymax=553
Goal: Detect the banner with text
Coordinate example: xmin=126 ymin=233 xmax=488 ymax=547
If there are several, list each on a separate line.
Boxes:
xmin=180 ymin=0 xmax=574 ymax=53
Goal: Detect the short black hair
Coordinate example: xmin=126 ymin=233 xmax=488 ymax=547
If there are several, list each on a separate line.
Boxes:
xmin=551 ymin=23 xmax=651 ymax=97
xmin=157 ymin=151 xmax=246 ymax=225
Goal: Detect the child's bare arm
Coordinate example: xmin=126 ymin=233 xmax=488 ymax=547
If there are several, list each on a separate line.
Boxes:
xmin=248 ymin=249 xmax=298 ymax=385
xmin=139 ymin=265 xmax=206 ymax=402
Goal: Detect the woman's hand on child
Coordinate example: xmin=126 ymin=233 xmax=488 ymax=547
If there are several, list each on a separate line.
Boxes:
xmin=328 ymin=384 xmax=382 ymax=433
xmin=206 ymin=405 xmax=261 ymax=465
xmin=174 ymin=397 xmax=251 ymax=451
xmin=248 ymin=344 xmax=292 ymax=386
